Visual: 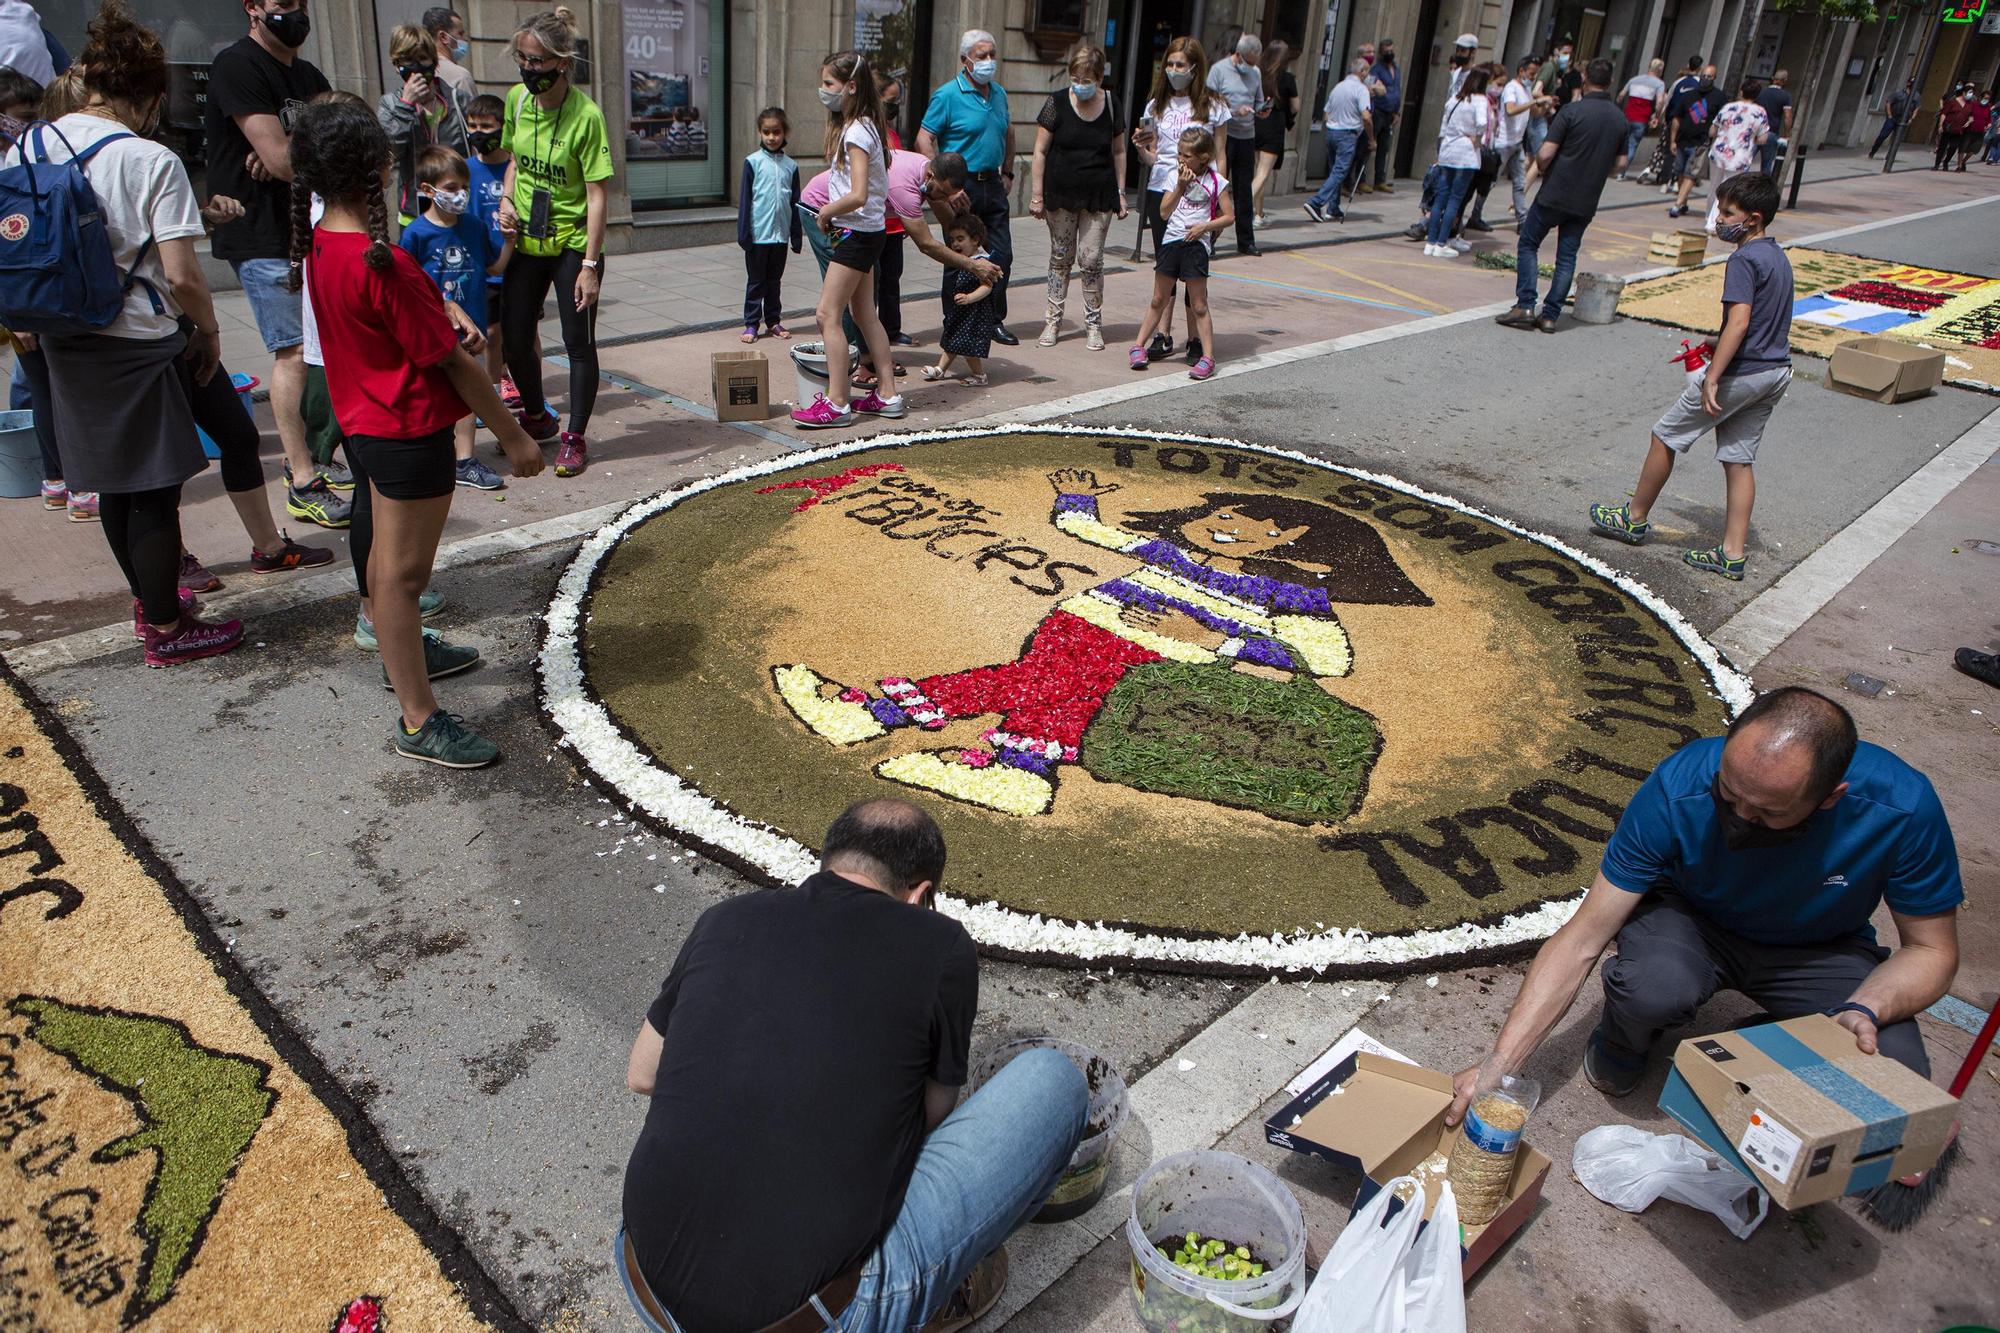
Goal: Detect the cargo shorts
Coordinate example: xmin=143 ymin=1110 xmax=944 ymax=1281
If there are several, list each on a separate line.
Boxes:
xmin=1654 ymin=364 xmax=1792 ymax=464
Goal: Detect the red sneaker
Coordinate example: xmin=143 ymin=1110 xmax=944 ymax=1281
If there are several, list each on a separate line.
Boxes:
xmin=132 ymin=590 xmax=199 ymax=639
xmin=499 ymin=375 xmax=522 ymax=410
xmin=142 ymin=614 xmax=243 ymax=667
xmin=554 ymin=432 xmax=588 ymax=476
xmin=518 ymin=407 xmax=560 ymax=442
xmin=178 ymin=550 xmax=222 ymax=593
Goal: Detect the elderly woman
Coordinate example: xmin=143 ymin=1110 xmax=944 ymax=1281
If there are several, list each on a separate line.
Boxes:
xmin=1029 ymin=42 xmax=1127 ymax=350
xmin=376 ymin=22 xmax=469 ymax=224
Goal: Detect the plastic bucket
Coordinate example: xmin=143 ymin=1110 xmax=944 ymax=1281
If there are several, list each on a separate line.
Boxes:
xmin=790 ymin=341 xmax=857 ymax=405
xmin=195 ymin=372 xmax=261 ymax=460
xmin=969 ymin=1037 xmax=1130 ymax=1222
xmin=1572 ymin=272 xmax=1626 ymax=325
xmin=0 ymin=409 xmax=37 ymax=497
xmin=1126 ymin=1150 xmax=1308 ymax=1331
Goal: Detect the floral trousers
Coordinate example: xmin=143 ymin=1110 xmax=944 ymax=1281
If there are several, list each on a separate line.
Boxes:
xmin=1044 ymin=208 xmax=1112 ymax=326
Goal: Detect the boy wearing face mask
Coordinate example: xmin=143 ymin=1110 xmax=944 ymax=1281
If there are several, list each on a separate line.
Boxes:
xmin=463 ymin=93 xmax=518 ymax=399
xmin=1589 ymin=172 xmax=1790 ymax=583
xmin=399 ymin=146 xmax=512 ymax=490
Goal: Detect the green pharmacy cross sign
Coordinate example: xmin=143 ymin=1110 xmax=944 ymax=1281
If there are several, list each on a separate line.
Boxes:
xmin=1942 ymin=0 xmax=1988 ymax=23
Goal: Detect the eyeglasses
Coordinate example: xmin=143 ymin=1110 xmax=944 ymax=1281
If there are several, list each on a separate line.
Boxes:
xmin=518 ymin=51 xmax=563 ymax=69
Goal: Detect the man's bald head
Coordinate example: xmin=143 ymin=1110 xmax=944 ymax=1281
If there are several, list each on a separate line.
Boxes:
xmin=822 ymin=798 xmax=947 ymax=899
xmin=1719 ymin=687 xmax=1858 ymax=826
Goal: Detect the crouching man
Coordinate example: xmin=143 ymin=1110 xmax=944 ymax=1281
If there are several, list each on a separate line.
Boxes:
xmin=1447 ymin=686 xmax=1961 ymax=1126
xmin=620 ymin=797 xmax=1087 ymax=1333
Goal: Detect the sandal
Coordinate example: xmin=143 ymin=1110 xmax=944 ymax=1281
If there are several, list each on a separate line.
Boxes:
xmin=770 ymin=324 xmax=791 ymax=339
xmin=921 ymin=365 xmax=948 ymax=381
xmin=959 ymin=374 xmax=989 ymax=387
xmin=740 ymin=325 xmax=758 ymax=344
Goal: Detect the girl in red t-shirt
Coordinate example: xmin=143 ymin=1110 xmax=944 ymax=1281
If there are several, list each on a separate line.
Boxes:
xmin=290 ymin=98 xmax=544 ymax=769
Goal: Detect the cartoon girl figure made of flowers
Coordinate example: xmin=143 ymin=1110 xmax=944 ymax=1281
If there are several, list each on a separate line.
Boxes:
xmin=775 ymin=469 xmax=1430 ymax=816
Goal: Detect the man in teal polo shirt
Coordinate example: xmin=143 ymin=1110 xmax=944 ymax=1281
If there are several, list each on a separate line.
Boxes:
xmin=1443 ymin=686 xmax=1962 ymax=1124
xmin=918 ymin=28 xmax=1019 ymax=344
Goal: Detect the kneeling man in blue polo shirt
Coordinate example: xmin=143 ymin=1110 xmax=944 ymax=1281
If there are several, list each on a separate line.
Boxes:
xmin=1447 ymin=686 xmax=1961 ymax=1125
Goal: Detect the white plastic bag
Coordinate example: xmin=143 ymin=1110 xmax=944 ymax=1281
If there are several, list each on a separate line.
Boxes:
xmin=1292 ymin=1176 xmax=1425 ymax=1333
xmin=1572 ymin=1124 xmax=1770 ymax=1240
xmin=1401 ymin=1181 xmax=1468 ymax=1333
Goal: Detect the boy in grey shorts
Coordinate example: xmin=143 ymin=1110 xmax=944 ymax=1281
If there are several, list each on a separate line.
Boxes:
xmin=1590 ymin=172 xmax=1791 ymax=581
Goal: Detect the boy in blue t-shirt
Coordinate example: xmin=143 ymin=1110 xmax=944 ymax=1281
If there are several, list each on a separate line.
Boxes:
xmin=464 ymin=93 xmax=518 ymax=405
xmin=1589 ymin=171 xmax=1792 ymax=582
xmin=399 ymin=145 xmax=513 ymax=490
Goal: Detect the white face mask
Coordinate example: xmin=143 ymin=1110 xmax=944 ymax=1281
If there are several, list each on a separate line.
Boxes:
xmin=970 ymin=58 xmax=998 ymax=84
xmin=818 ymin=85 xmax=844 ymax=110
xmin=1166 ymin=68 xmax=1192 ymax=90
xmin=427 ymin=186 xmax=470 ymax=215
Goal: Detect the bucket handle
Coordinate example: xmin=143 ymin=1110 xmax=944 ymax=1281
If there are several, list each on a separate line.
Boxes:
xmin=1202 ymin=1264 xmax=1307 ymax=1323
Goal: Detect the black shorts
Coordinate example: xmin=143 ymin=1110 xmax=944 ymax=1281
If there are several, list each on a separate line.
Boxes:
xmin=829 ymin=228 xmax=889 ymax=273
xmin=485 ymin=281 xmax=505 ymax=332
xmin=350 ymin=427 xmax=456 ymax=501
xmin=1155 ymin=239 xmax=1211 ymax=281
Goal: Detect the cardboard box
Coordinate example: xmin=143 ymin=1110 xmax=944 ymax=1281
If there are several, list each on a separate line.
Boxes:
xmin=1265 ymin=1052 xmax=1551 ymax=1281
xmin=710 ymin=350 xmax=770 ymax=421
xmin=1648 ymin=230 xmax=1709 ymax=267
xmin=1659 ymin=1015 xmax=1958 ymax=1210
xmin=1825 ymin=336 xmax=1946 ymax=404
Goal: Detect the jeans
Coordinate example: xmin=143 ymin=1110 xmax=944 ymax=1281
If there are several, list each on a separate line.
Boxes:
xmin=964 ymin=176 xmax=1013 ymax=323
xmin=1671 ymin=142 xmax=1700 ymax=182
xmin=1309 ymin=129 xmax=1361 ymax=214
xmin=1524 ymin=115 xmax=1548 ymax=158
xmin=1426 ymin=166 xmax=1476 ymax=244
xmin=232 ymin=257 xmax=304 ymax=353
xmin=13 ymin=347 xmax=58 ymax=481
xmin=1516 ymin=200 xmax=1590 ymax=318
xmin=1759 ymin=136 xmax=1784 ymax=177
xmin=1622 ymin=120 xmax=1647 ymax=166
xmin=1597 ymin=893 xmax=1930 ymax=1079
xmin=1497 ymin=142 xmax=1529 ymax=216
xmin=1870 ymin=117 xmax=1901 ymax=155
xmin=1367 ymin=119 xmax=1396 ymax=186
xmin=616 ymin=1048 xmax=1087 ymax=1333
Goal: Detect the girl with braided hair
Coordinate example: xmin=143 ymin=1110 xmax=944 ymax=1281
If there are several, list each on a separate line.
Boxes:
xmin=290 ymin=97 xmax=545 ymax=768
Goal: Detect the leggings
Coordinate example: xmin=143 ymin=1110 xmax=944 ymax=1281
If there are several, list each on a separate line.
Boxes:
xmin=183 ymin=361 xmax=266 ymax=493
xmin=101 ymin=484 xmax=185 ymax=625
xmin=502 ymin=248 xmax=600 ymax=435
xmin=876 ymin=231 xmax=906 ymax=340
xmin=1045 ymin=208 xmax=1111 ymax=325
xmin=1934 ymin=131 xmax=1962 ymax=168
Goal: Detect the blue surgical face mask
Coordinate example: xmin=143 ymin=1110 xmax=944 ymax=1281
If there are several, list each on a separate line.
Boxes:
xmin=970 ymin=58 xmax=998 ymax=84
xmin=1072 ymin=81 xmax=1098 ymax=100
xmin=1166 ymin=68 xmax=1192 ymax=90
xmin=1714 ymin=219 xmax=1753 ymax=244
xmin=453 ymin=36 xmax=469 ymax=60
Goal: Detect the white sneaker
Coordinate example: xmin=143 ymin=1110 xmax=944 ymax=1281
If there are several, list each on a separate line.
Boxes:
xmin=1451 ymin=237 xmax=1473 ymax=253
xmin=1038 ymin=320 xmax=1059 ymax=348
xmin=1422 ymin=243 xmax=1438 ymax=256
xmin=1436 ymin=245 xmax=1458 ymax=259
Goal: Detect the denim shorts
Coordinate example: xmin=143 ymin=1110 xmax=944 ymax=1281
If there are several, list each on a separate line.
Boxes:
xmin=232 ymin=257 xmax=305 ymax=353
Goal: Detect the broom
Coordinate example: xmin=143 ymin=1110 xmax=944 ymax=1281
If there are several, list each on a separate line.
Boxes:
xmin=1857 ymin=999 xmax=2000 ymax=1230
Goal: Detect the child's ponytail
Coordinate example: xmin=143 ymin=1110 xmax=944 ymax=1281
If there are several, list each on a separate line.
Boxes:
xmin=364 ymin=177 xmax=392 ymax=271
xmin=286 ymin=179 xmax=312 ymax=292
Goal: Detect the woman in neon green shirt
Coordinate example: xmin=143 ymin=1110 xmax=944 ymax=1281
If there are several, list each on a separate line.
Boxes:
xmin=496 ymin=6 xmax=611 ymax=478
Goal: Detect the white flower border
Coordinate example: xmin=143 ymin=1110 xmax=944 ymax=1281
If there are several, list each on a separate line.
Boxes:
xmin=538 ymin=425 xmax=1755 ymax=975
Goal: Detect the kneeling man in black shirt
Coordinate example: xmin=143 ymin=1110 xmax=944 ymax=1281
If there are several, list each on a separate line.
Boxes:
xmin=619 ymin=798 xmax=1088 ymax=1333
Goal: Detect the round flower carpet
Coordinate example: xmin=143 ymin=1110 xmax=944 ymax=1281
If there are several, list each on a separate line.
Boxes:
xmin=542 ymin=428 xmax=1750 ymax=974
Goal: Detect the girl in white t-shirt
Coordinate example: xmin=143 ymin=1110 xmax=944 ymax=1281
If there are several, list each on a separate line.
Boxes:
xmin=1426 ymin=68 xmax=1490 ymax=256
xmin=1134 ymin=36 xmax=1230 ymax=361
xmin=795 ymin=50 xmax=901 ymax=429
xmin=1130 ymin=127 xmax=1230 ymax=380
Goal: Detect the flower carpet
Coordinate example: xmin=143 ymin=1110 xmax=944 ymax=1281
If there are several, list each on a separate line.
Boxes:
xmin=543 ymin=428 xmax=1748 ymax=975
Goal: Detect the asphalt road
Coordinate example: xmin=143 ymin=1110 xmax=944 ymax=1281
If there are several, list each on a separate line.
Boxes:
xmin=28 ymin=201 xmax=2000 ymax=1328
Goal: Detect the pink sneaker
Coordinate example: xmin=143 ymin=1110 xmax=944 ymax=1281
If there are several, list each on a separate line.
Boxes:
xmin=554 ymin=432 xmax=588 ymax=476
xmin=40 ymin=479 xmax=66 ymax=510
xmin=518 ymin=407 xmax=560 ymax=442
xmin=132 ymin=590 xmax=201 ymax=638
xmin=66 ymin=490 xmax=99 ymax=522
xmin=142 ymin=613 xmax=243 ymax=667
xmin=791 ymin=393 xmax=854 ymax=430
xmin=851 ymin=391 xmax=906 ymax=419
xmin=1188 ymin=356 xmax=1217 ymax=381
xmin=499 ymin=375 xmax=522 ymax=410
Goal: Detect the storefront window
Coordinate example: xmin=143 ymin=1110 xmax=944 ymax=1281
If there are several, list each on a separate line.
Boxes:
xmin=624 ymin=0 xmax=725 ymax=208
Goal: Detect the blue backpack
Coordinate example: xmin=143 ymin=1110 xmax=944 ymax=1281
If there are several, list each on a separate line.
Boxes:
xmin=0 ymin=123 xmax=163 ymax=334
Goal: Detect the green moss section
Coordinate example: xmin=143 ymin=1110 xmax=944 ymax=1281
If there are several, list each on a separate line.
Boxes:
xmin=10 ymin=996 xmax=273 ymax=1311
xmin=1082 ymin=661 xmax=1381 ymax=824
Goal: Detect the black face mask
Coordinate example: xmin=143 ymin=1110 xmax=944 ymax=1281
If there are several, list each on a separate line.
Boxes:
xmin=397 ymin=62 xmax=437 ymax=83
xmin=468 ymin=129 xmax=502 ymax=154
xmin=519 ymin=64 xmax=562 ymax=95
xmin=262 ymin=7 xmax=310 ymax=48
xmin=884 ymin=100 xmax=901 ymax=117
xmin=1380 ymin=51 xmax=1394 ymax=64
xmin=1452 ymin=52 xmax=1469 ymax=66
xmin=1710 ymin=775 xmax=1816 ymax=851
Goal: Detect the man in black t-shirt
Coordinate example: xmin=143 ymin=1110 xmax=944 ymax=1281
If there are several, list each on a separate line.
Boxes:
xmin=204 ymin=0 xmax=347 ymax=527
xmin=1756 ymin=69 xmax=1793 ymax=176
xmin=1498 ymin=59 xmax=1629 ymax=334
xmin=620 ymin=799 xmax=1087 ymax=1333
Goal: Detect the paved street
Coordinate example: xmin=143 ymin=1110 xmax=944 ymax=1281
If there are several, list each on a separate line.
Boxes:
xmin=4 ymin=155 xmax=1998 ymax=1330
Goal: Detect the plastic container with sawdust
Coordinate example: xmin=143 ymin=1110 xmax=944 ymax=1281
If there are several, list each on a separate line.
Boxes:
xmin=789 ymin=341 xmax=858 ymax=406
xmin=1448 ymin=1069 xmax=1542 ymax=1225
xmin=968 ymin=1036 xmax=1129 ymax=1221
xmin=1126 ymin=1150 xmax=1307 ymax=1331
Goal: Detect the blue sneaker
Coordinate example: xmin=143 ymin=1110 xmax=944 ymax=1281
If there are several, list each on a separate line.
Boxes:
xmin=456 ymin=457 xmax=506 ymax=491
xmin=353 ymin=593 xmax=447 ymax=652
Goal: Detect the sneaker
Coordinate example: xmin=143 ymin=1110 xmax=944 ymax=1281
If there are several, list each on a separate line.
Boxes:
xmin=498 ymin=375 xmax=522 ymax=410
xmin=352 ymin=599 xmax=446 ymax=652
xmin=142 ymin=613 xmax=244 ymax=667
xmin=791 ymin=393 xmax=853 ymax=429
xmin=1038 ymin=319 xmax=1060 ymax=347
xmin=1184 ymin=337 xmax=1203 ymax=366
xmin=1302 ymin=200 xmax=1329 ymax=222
xmin=1588 ymin=502 xmax=1650 ymax=545
xmin=178 ymin=550 xmax=222 ymax=593
xmin=131 ymin=589 xmax=199 ymax=638
xmin=554 ymin=432 xmax=588 ymax=477
xmin=1667 ymin=204 xmax=1688 ymax=218
xmin=1189 ymin=355 xmax=1216 ymax=381
xmin=1450 ymin=237 xmax=1474 ymax=253
xmin=381 ymin=633 xmax=481 ymax=689
xmin=1085 ymin=325 xmax=1105 ymax=351
xmin=1495 ymin=306 xmax=1538 ymax=329
xmin=456 ymin=457 xmax=507 ymax=490
xmin=1403 ymin=224 xmax=1427 ymax=242
xmin=1146 ymin=333 xmax=1173 ymax=360
xmin=1684 ymin=545 xmax=1746 ymax=580
xmin=40 ymin=479 xmax=66 ymax=510
xmin=1954 ymin=646 xmax=2000 ymax=689
xmin=250 ymin=530 xmax=336 ymax=574
xmin=519 ymin=407 xmax=561 ymax=442
xmin=317 ymin=462 xmax=356 ymax=491
xmin=286 ymin=475 xmax=354 ymax=529
xmin=1583 ymin=1030 xmax=1644 ymax=1098
xmin=919 ymin=1248 xmax=1008 ymax=1333
xmin=65 ymin=490 xmax=99 ymax=522
xmin=852 ymin=391 xmax=907 ymax=419
xmin=1128 ymin=345 xmax=1150 ymax=370
xmin=393 ymin=710 xmax=500 ymax=768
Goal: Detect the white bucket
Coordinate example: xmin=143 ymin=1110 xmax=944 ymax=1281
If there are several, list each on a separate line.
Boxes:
xmin=790 ymin=341 xmax=859 ymax=405
xmin=968 ymin=1036 xmax=1130 ymax=1222
xmin=1572 ymin=272 xmax=1627 ymax=325
xmin=0 ymin=409 xmax=38 ymax=498
xmin=1127 ymin=1150 xmax=1308 ymax=1330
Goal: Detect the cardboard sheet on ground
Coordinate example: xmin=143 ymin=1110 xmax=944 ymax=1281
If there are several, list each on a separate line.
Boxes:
xmin=0 ymin=664 xmax=519 ymax=1330
xmin=1618 ymin=247 xmax=2000 ymax=392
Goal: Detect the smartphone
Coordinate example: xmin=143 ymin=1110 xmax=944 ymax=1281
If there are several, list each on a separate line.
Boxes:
xmin=526 ymin=188 xmax=553 ymax=240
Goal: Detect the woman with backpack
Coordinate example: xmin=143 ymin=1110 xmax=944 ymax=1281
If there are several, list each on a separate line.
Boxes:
xmin=8 ymin=1 xmax=245 ymax=664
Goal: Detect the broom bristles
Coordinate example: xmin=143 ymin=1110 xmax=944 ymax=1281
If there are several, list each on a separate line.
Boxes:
xmin=1856 ymin=1137 xmax=1961 ymax=1231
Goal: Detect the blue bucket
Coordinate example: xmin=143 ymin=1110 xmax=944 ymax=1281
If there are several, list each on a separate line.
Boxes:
xmin=0 ymin=408 xmax=38 ymax=498
xmin=195 ymin=372 xmax=260 ymax=460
